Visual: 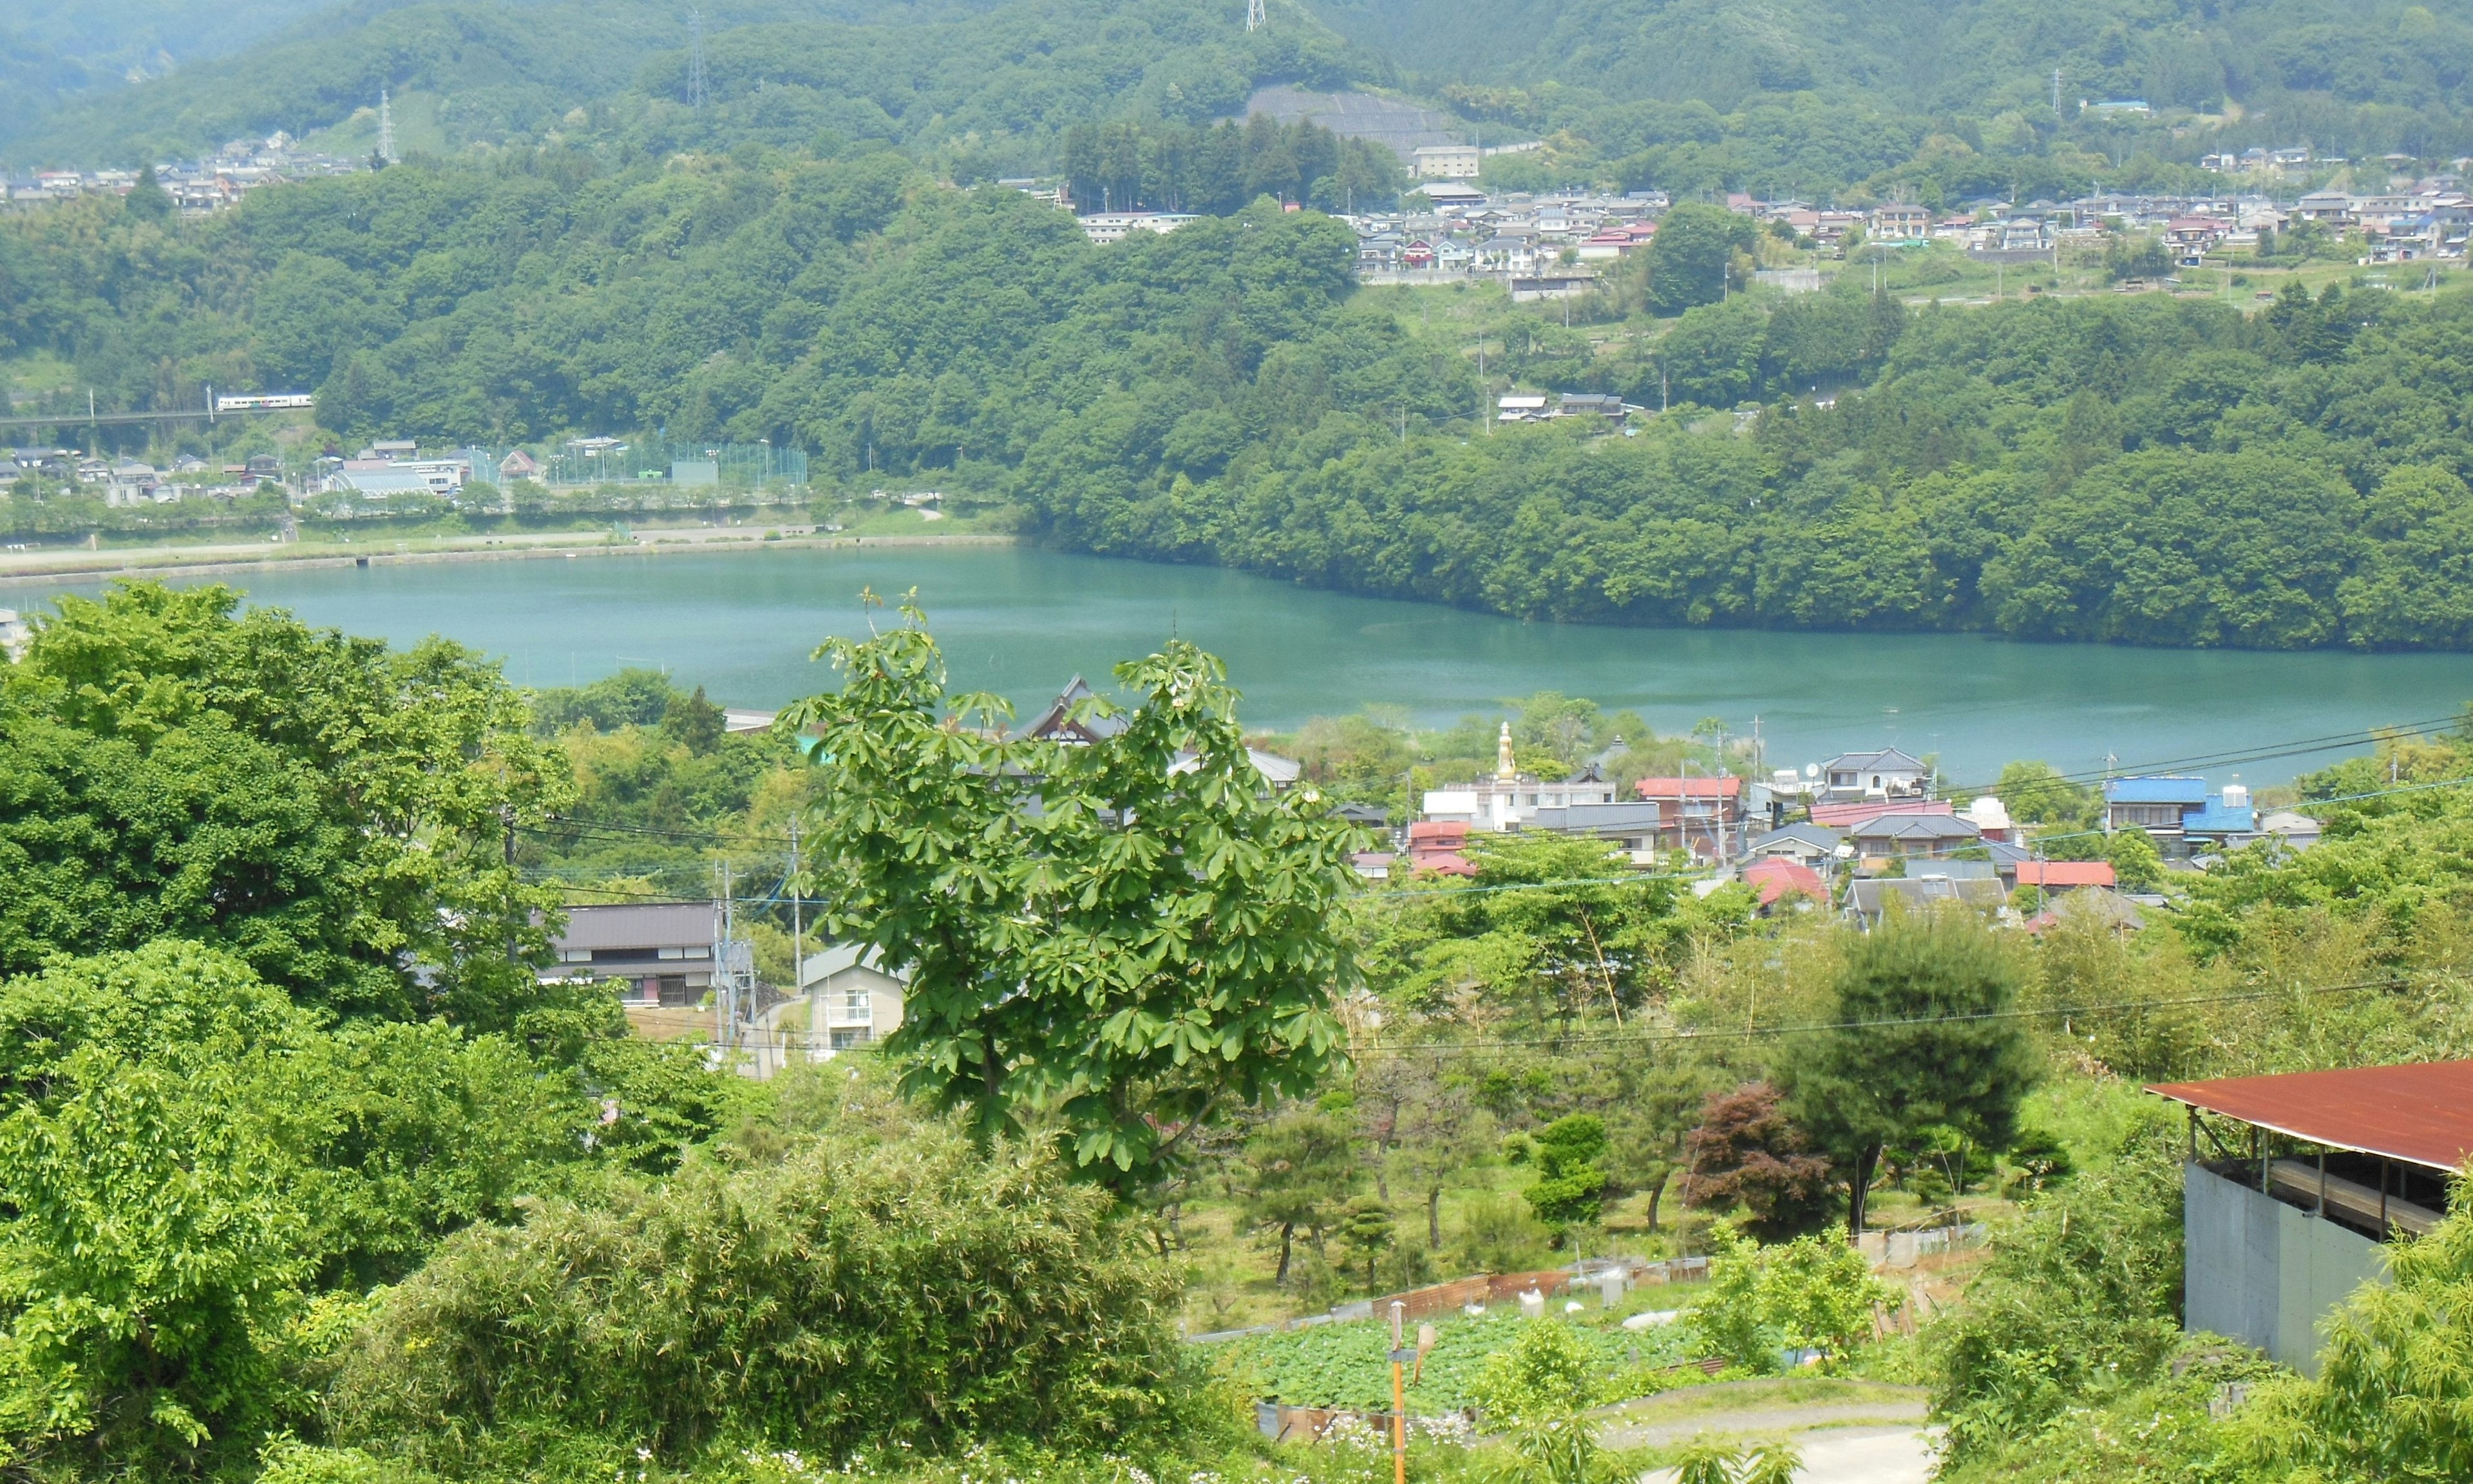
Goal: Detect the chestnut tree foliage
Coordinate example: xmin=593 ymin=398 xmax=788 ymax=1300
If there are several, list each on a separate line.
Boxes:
xmin=784 ymin=606 xmax=1361 ymax=1193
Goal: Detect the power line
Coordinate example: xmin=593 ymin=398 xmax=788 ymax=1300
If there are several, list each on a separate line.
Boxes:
xmin=1942 ymin=711 xmax=2467 ymax=798
xmin=529 ymin=814 xmax=789 ymax=845
xmin=2022 ymin=771 xmax=2473 ymax=849
xmin=1350 ymin=975 xmax=2419 ymax=1057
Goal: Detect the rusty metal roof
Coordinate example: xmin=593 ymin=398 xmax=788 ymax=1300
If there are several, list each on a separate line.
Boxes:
xmin=2147 ymin=1060 xmax=2473 ymax=1172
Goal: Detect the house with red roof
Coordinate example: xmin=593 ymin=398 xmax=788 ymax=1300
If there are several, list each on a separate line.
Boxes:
xmin=1633 ymin=776 xmax=1746 ymax=859
xmin=1741 ymin=857 xmax=1825 ymax=913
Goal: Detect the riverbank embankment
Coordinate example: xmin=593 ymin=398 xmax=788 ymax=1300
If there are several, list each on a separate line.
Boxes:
xmin=0 ymin=525 xmax=1018 ymax=588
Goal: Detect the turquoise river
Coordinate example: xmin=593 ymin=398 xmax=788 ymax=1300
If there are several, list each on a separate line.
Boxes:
xmin=15 ymin=542 xmax=2473 ymax=789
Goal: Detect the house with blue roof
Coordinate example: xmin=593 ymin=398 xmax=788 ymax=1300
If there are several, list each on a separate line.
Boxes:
xmin=2107 ymin=776 xmax=2259 ymax=854
xmin=2107 ymin=776 xmax=2210 ymax=835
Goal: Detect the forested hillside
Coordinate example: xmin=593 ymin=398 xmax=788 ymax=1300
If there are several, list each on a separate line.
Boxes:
xmin=17 ymin=0 xmax=2473 ymax=198
xmin=17 ymin=153 xmax=2473 ymax=648
xmin=0 ymin=150 xmax=1435 ymax=453
xmin=3 ymin=0 xmax=1359 ymax=176
xmin=1314 ymin=0 xmax=2473 ymax=197
xmin=1053 ymin=279 xmax=2473 ymax=650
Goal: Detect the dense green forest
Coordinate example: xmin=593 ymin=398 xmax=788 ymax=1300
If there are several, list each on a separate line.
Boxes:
xmin=1054 ymin=276 xmax=2473 ymax=650
xmin=14 ymin=0 xmax=2473 ymax=202
xmin=17 ymin=155 xmax=2473 ymax=648
xmin=1 ymin=0 xmax=1358 ymax=181
xmin=1320 ymin=0 xmax=2473 ymax=197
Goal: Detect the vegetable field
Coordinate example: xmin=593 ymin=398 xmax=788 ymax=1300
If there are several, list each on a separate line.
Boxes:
xmin=1212 ymin=1311 xmax=1698 ymax=1411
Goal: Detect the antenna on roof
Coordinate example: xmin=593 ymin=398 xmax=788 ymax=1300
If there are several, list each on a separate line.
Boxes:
xmin=688 ymin=6 xmax=708 ymax=110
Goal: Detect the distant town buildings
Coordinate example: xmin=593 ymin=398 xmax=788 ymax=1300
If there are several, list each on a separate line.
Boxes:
xmin=5 ymin=133 xmax=362 ymax=216
xmin=1075 ymin=212 xmax=1200 ymax=244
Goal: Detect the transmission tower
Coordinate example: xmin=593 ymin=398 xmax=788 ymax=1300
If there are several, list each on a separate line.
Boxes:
xmin=688 ymin=6 xmax=708 ymax=110
xmin=376 ymin=89 xmax=395 ymax=164
xmin=1246 ymin=0 xmax=1266 ymax=32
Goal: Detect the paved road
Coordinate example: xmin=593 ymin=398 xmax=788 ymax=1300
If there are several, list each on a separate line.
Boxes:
xmin=1637 ymin=1424 xmax=1938 ymax=1484
xmin=1603 ymin=1398 xmax=1929 ymax=1449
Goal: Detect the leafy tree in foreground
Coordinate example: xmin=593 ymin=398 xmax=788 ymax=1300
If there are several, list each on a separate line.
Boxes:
xmin=0 ymin=583 xmax=571 ymax=1026
xmin=786 ymin=605 xmax=1361 ymax=1195
xmin=1784 ymin=907 xmax=2038 ymax=1237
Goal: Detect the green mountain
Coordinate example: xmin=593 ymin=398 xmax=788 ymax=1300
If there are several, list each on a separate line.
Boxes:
xmin=3 ymin=0 xmax=1360 ymax=170
xmin=1308 ymin=0 xmax=2473 ymax=194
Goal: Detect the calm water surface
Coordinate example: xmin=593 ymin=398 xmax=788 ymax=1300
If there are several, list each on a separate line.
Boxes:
xmin=15 ymin=543 xmax=2473 ymax=787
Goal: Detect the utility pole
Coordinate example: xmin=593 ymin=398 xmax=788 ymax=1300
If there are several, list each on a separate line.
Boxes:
xmin=719 ymin=859 xmax=732 ymax=1055
xmin=790 ymin=816 xmax=810 ymax=1062
xmin=502 ymin=805 xmax=518 ymax=966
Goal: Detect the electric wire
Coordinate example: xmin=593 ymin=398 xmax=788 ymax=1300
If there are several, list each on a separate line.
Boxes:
xmin=1346 ymin=973 xmax=2423 ymax=1057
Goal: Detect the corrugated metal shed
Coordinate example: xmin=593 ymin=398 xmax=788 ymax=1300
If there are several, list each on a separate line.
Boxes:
xmin=2148 ymin=1060 xmax=2473 ymax=1172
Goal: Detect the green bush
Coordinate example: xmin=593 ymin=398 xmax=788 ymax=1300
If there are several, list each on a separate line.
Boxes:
xmin=1685 ymin=1226 xmax=1893 ymax=1372
xmin=1466 ymin=1320 xmax=1594 ymax=1423
xmin=1926 ymin=1132 xmax=2186 ymax=1467
xmin=325 ymin=1119 xmax=1185 ymax=1470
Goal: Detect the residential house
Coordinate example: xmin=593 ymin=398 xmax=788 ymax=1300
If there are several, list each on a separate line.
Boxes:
xmin=1519 ymin=801 xmax=1674 ymax=858
xmin=103 ymin=461 xmax=160 ymax=507
xmin=1810 ymin=798 xmax=1951 ymax=829
xmin=2026 ymin=887 xmax=2147 ymax=935
xmin=1631 ymin=776 xmax=1747 ymax=859
xmin=2180 ymin=784 xmax=2257 ymax=851
xmin=1557 ymin=393 xmax=1628 ymax=418
xmin=1843 ymin=875 xmax=2003 ymax=927
xmin=1845 ymin=811 xmax=1983 ymax=861
xmin=2104 ymin=775 xmax=2237 ymax=849
xmin=1868 ymin=205 xmax=1931 ymax=241
xmin=498 ymin=449 xmax=542 ymax=482
xmin=1819 ymin=747 xmax=1931 ymax=802
xmin=1742 ymin=857 xmax=1825 ymax=914
xmin=1746 ymin=821 xmax=1844 ymax=867
xmin=2104 ymin=776 xmax=2210 ymax=837
xmin=2294 ymin=191 xmax=2355 ymax=225
xmin=796 ymin=943 xmax=907 ymax=1053
xmin=2163 ymin=216 xmax=2230 ymax=261
xmin=1024 ymin=675 xmax=1300 ymax=785
xmin=2015 ymin=860 xmax=2118 ymax=891
xmin=1994 ymin=214 xmax=2049 ymax=251
xmin=2258 ymin=810 xmax=2322 ymax=849
xmin=1401 ymin=820 xmax=1477 ymax=876
xmin=543 ymin=901 xmax=719 ymax=1006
